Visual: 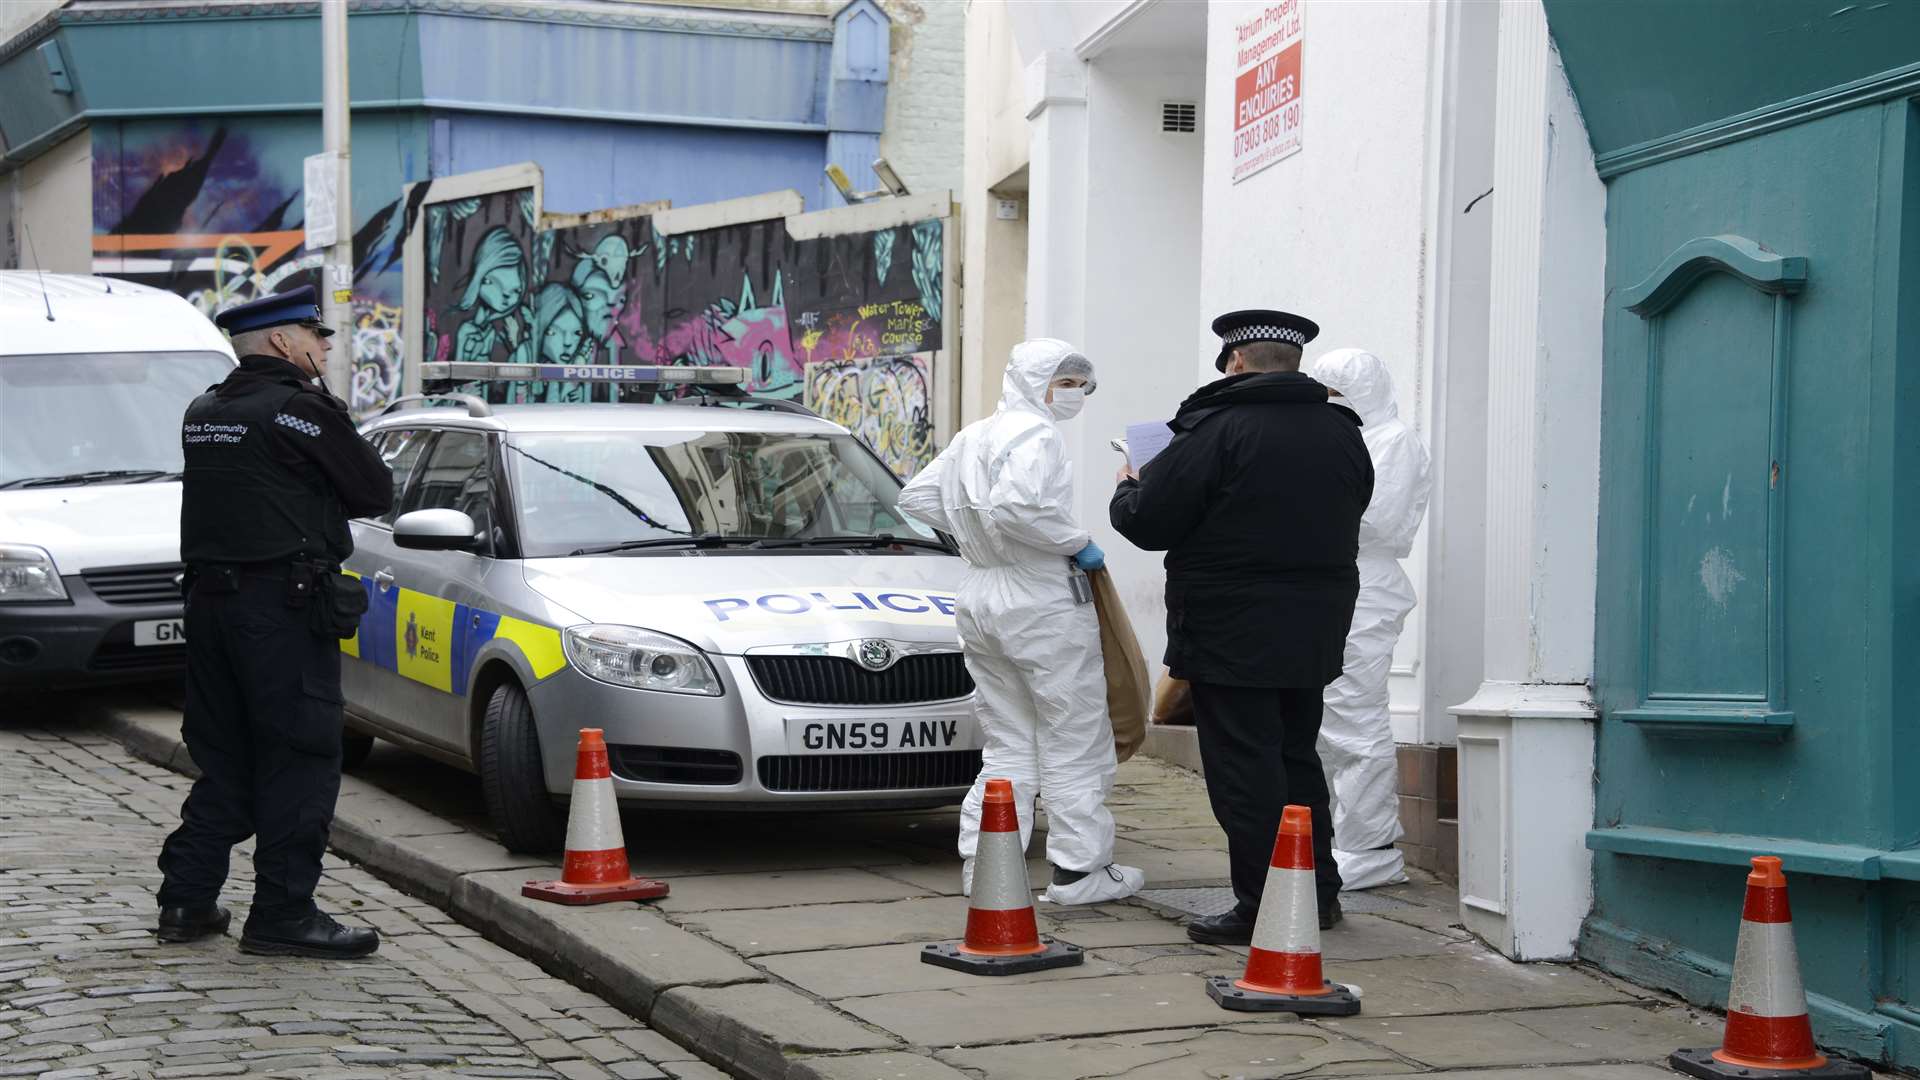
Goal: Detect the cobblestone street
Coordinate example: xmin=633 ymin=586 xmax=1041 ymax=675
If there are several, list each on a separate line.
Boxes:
xmin=0 ymin=720 xmax=719 ymax=1080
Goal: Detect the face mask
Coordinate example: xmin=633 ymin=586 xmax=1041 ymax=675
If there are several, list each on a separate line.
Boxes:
xmin=1048 ymin=387 xmax=1085 ymax=421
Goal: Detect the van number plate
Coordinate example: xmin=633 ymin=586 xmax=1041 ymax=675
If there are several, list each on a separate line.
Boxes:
xmin=133 ymin=619 xmax=186 ymax=646
xmin=785 ymin=718 xmax=960 ymax=754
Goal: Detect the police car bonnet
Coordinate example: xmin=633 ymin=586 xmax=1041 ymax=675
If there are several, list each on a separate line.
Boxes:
xmin=212 ymin=284 xmax=335 ymax=337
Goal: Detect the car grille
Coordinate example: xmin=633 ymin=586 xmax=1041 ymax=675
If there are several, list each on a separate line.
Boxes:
xmin=89 ymin=640 xmax=187 ymax=672
xmin=745 ymin=653 xmax=973 ymax=706
xmin=82 ymin=563 xmax=185 ymax=605
xmin=608 ymin=745 xmax=743 ymax=786
xmin=757 ymin=749 xmax=982 ymax=793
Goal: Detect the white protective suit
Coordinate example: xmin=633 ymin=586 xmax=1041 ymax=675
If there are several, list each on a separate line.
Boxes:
xmin=1309 ymin=348 xmax=1433 ymax=891
xmin=896 ymin=339 xmax=1143 ymax=905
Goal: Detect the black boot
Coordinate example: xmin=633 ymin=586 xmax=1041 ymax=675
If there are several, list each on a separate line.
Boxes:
xmin=1320 ymin=896 xmax=1344 ymax=931
xmin=1186 ymin=909 xmax=1257 ymax=946
xmin=240 ymin=910 xmax=378 ymax=959
xmin=156 ymin=904 xmax=230 ymax=944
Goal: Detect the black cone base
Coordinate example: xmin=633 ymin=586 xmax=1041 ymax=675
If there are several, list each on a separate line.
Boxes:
xmin=1206 ymin=975 xmax=1361 ymax=1015
xmin=1669 ymin=1048 xmax=1871 ymax=1079
xmin=920 ymin=939 xmax=1083 ymax=976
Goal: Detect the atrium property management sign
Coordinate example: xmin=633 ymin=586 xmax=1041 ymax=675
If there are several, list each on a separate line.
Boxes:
xmin=1231 ymin=0 xmax=1303 ymax=183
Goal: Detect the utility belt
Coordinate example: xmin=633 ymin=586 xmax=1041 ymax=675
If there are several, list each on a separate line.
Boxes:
xmin=186 ymin=557 xmax=367 ymax=639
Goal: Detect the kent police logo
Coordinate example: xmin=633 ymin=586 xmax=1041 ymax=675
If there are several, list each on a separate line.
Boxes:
xmin=405 ymin=612 xmax=419 ymax=659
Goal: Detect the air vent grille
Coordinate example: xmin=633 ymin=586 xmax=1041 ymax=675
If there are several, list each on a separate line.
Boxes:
xmin=1161 ymin=101 xmax=1197 ymax=134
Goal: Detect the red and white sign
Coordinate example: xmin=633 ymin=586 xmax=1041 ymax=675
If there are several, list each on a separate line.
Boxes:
xmin=1231 ymin=1 xmax=1304 ymax=184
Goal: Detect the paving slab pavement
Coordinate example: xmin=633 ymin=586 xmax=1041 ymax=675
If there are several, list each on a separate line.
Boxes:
xmin=0 ymin=720 xmax=693 ymax=1080
xmin=82 ymin=696 xmax=1904 ymax=1080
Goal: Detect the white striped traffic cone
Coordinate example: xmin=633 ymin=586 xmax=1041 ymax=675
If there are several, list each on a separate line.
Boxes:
xmin=522 ymin=728 xmax=669 ymax=905
xmin=1206 ymin=804 xmax=1360 ymax=1015
xmin=1670 ymin=856 xmax=1866 ymax=1078
xmin=921 ymin=778 xmax=1083 ymax=975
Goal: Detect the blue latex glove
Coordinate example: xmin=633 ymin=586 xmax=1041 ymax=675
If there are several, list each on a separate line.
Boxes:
xmin=1073 ymin=541 xmax=1106 ymax=572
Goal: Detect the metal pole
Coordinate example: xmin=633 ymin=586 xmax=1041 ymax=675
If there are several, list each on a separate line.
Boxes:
xmin=320 ymin=0 xmax=353 ymax=400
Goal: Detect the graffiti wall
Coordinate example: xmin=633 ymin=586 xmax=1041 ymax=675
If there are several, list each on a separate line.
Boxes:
xmin=420 ymin=187 xmax=945 ymax=474
xmin=803 ymin=354 xmax=934 ymax=477
xmin=90 ymin=117 xmax=415 ymax=413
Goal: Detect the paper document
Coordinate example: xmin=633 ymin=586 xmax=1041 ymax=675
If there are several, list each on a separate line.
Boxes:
xmin=1124 ymin=421 xmax=1174 ymax=471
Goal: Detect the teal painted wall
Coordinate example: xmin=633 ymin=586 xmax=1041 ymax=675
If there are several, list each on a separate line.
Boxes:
xmin=1572 ymin=14 xmax=1920 ymax=1063
xmin=1543 ymin=0 xmax=1920 ymax=158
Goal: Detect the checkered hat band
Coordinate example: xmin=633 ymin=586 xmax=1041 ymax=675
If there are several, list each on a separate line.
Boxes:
xmin=1223 ymin=325 xmax=1307 ymax=346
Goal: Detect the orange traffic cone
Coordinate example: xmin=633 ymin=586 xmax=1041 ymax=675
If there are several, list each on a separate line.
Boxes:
xmin=921 ymin=778 xmax=1083 ymax=975
xmin=1670 ymin=857 xmax=1866 ymax=1078
xmin=1206 ymin=805 xmax=1360 ymax=1015
xmin=522 ymin=729 xmax=669 ymax=905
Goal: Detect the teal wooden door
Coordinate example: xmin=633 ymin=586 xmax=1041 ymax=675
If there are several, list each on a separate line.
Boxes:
xmin=1586 ymin=99 xmax=1920 ymax=1066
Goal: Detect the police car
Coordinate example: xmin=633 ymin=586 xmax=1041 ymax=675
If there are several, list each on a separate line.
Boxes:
xmin=343 ymin=362 xmax=978 ymax=851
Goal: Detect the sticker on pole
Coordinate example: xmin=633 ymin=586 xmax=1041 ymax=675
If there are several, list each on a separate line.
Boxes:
xmin=1231 ymin=0 xmax=1304 ymax=184
xmin=304 ymin=152 xmax=340 ymax=250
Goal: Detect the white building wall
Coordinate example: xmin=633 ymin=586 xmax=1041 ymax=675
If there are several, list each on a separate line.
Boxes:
xmin=958 ymin=0 xmax=1032 ymax=425
xmin=1450 ymin=0 xmax=1606 ymax=961
xmin=1198 ymin=0 xmax=1438 ymax=736
xmin=879 ymin=0 xmax=966 ymax=196
xmin=6 ymin=128 xmax=91 ymax=274
xmin=0 ymin=0 xmax=62 ymax=46
xmin=1064 ymin=56 xmax=1207 ymax=671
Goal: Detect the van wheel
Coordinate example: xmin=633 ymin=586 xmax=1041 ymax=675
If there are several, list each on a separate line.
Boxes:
xmin=341 ymin=729 xmax=375 ymax=772
xmin=479 ymin=681 xmax=566 ymax=853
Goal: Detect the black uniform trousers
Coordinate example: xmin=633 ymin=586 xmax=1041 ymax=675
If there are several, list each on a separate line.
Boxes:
xmin=156 ymin=570 xmax=345 ymax=924
xmin=1189 ymin=681 xmax=1341 ymax=919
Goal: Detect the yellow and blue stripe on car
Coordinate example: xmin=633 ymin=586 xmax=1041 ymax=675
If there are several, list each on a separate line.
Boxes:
xmin=340 ymin=572 xmax=566 ymax=693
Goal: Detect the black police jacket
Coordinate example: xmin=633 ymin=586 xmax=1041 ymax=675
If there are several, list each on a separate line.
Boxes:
xmin=180 ymin=355 xmax=393 ymax=566
xmin=1110 ymin=371 xmax=1373 ymax=688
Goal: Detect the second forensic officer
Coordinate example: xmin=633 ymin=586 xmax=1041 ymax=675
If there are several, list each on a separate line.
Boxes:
xmin=1109 ymin=309 xmax=1372 ymax=944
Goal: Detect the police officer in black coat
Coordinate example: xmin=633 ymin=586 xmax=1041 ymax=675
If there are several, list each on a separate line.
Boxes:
xmin=1110 ymin=309 xmax=1373 ymax=945
xmin=156 ymin=285 xmax=393 ymax=958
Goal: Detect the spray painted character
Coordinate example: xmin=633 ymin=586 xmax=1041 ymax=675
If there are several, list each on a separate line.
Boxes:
xmin=453 ymin=227 xmax=528 ymax=363
xmin=571 ymin=260 xmax=624 ymax=365
xmin=508 ymin=283 xmax=591 ymax=404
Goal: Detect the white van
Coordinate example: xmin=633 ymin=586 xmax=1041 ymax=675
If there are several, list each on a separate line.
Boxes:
xmin=0 ymin=272 xmax=235 ymax=689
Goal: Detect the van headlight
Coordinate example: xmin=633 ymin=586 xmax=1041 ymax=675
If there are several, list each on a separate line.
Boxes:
xmin=563 ymin=625 xmax=722 ymax=696
xmin=0 ymin=544 xmax=68 ymax=603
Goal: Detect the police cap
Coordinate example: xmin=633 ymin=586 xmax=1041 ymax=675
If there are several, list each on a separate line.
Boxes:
xmin=212 ymin=284 xmax=335 ymax=337
xmin=1211 ymin=308 xmax=1318 ymax=371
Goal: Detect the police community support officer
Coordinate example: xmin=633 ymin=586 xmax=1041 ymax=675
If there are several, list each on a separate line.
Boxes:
xmin=1109 ymin=309 xmax=1372 ymax=944
xmin=156 ymin=285 xmax=393 ymax=958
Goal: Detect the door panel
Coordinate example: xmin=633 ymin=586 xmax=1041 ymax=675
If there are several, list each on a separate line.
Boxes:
xmin=1645 ymin=274 xmax=1774 ymax=701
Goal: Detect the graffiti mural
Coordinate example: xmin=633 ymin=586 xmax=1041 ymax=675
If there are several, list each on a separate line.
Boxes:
xmin=420 ymin=187 xmax=947 ymax=473
xmin=91 ymin=118 xmax=414 ymax=414
xmin=804 ymin=354 xmax=935 ymax=477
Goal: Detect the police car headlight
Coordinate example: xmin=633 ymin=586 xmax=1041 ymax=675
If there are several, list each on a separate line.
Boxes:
xmin=563 ymin=625 xmax=721 ymax=696
xmin=0 ymin=545 xmax=68 ymax=603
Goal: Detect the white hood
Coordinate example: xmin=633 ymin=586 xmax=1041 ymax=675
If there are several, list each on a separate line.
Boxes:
xmin=0 ymin=484 xmax=183 ymax=573
xmin=1309 ymin=348 xmax=1432 ymax=559
xmin=1312 ymin=347 xmax=1399 ymax=427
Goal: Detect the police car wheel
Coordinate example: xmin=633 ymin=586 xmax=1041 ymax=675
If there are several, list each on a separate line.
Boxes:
xmin=479 ymin=681 xmax=566 ymax=853
xmin=341 ymin=729 xmax=375 ymax=772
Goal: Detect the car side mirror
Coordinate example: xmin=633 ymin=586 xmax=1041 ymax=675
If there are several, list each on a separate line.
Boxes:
xmin=393 ymin=508 xmax=480 ymax=551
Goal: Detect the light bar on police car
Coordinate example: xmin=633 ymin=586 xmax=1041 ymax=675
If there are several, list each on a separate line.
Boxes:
xmin=420 ymin=362 xmax=748 ymax=385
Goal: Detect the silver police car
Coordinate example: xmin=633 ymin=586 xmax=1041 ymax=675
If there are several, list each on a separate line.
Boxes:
xmin=341 ymin=364 xmax=977 ymax=852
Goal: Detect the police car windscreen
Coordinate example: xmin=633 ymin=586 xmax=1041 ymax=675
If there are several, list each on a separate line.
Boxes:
xmin=0 ymin=351 xmax=235 ymax=489
xmin=506 ymin=430 xmax=933 ymax=557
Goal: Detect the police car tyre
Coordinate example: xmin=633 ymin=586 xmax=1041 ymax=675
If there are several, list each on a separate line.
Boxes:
xmin=480 ymin=680 xmax=566 ymax=853
xmin=340 ymin=728 xmax=374 ymax=772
